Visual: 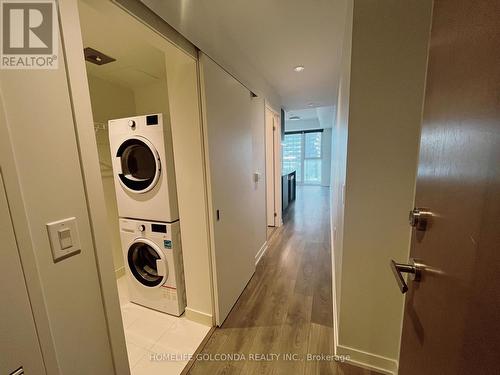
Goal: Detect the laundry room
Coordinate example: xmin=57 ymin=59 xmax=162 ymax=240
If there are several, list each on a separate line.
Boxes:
xmin=77 ymin=0 xmax=213 ymax=372
xmin=84 ymin=39 xmax=171 ymax=282
xmin=81 ymin=20 xmax=172 ymax=282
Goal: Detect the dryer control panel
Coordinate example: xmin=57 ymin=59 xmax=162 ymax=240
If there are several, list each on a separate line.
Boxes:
xmin=151 ymin=223 xmax=167 ymax=233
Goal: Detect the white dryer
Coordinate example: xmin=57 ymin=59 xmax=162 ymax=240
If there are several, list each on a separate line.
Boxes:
xmin=120 ymin=218 xmax=186 ymax=316
xmin=109 ymin=114 xmax=178 ymax=223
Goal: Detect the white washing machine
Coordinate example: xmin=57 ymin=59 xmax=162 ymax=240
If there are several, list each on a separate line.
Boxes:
xmin=109 ymin=113 xmax=179 ymax=223
xmin=120 ymin=218 xmax=186 ymax=316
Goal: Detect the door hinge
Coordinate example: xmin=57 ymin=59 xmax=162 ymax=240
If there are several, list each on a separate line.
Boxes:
xmin=274 ymin=212 xmax=277 ymax=217
xmin=273 ymin=126 xmax=276 ymax=131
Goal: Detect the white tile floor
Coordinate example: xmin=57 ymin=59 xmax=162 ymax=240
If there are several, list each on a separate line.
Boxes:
xmin=117 ymin=276 xmax=211 ymax=374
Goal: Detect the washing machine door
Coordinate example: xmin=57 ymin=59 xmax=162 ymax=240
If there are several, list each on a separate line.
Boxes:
xmin=115 ymin=136 xmax=161 ymax=194
xmin=127 ymin=238 xmax=168 ymax=288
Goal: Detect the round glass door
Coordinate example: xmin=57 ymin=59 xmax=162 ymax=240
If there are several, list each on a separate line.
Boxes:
xmin=116 ymin=136 xmax=161 ymax=193
xmin=127 ymin=239 xmax=167 ymax=287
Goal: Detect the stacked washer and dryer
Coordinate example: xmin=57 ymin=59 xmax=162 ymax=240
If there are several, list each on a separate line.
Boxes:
xmin=108 ymin=113 xmax=186 ymax=316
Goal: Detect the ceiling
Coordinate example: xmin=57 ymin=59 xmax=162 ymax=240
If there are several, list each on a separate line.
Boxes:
xmin=139 ymin=0 xmax=348 ymax=110
xmin=285 ymin=105 xmax=335 ymax=131
xmin=288 ymin=108 xmax=319 ymax=121
xmin=79 ymin=0 xmax=166 ymax=89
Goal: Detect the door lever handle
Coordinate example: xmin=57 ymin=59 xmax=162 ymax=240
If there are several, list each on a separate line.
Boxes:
xmin=390 ymin=259 xmax=421 ymax=294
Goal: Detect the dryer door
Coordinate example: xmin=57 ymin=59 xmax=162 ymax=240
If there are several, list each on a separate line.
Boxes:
xmin=127 ymin=239 xmax=168 ymax=288
xmin=115 ymin=136 xmax=161 ymax=193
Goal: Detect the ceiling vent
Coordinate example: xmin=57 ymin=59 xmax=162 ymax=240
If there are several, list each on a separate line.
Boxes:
xmin=84 ymin=47 xmax=116 ymax=65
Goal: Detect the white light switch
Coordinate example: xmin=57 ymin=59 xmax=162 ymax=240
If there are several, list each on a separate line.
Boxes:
xmin=46 ymin=217 xmax=81 ymax=262
xmin=58 ymin=228 xmax=73 ymax=249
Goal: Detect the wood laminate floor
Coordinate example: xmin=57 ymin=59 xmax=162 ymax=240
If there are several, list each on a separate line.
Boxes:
xmin=186 ymin=186 xmax=379 ymax=375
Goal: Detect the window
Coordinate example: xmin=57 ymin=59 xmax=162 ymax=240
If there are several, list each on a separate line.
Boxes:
xmin=282 ymin=131 xmax=322 ymax=184
xmin=283 ymin=134 xmax=303 ymax=181
xmin=304 ymin=132 xmax=321 ymax=158
xmin=303 ymin=132 xmax=322 ymax=184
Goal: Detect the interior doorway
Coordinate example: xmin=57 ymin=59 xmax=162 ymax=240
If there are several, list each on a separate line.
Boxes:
xmin=187 ymin=155 xmax=354 ymax=375
xmin=281 ymin=107 xmax=334 ymax=225
xmin=78 ymin=1 xmax=211 ymax=373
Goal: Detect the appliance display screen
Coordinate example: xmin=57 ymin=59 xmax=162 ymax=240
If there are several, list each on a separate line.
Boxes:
xmin=151 ymin=224 xmax=167 ymax=233
xmin=146 ymin=115 xmax=159 ymax=125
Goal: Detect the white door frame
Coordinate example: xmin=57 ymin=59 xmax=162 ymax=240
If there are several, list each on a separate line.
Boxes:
xmin=265 ymin=107 xmax=275 ymax=226
xmin=265 ymin=105 xmax=282 ymax=227
xmin=57 ymin=1 xmax=130 ymax=372
xmin=67 ymin=0 xmax=217 ymax=352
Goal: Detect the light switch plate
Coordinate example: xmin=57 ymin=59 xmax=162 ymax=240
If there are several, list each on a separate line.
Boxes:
xmin=46 ymin=217 xmax=81 ymax=262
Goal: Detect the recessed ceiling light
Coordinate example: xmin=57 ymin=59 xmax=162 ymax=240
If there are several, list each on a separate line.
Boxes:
xmin=289 ymin=115 xmax=301 ymax=120
xmin=293 ymin=65 xmax=305 ymax=72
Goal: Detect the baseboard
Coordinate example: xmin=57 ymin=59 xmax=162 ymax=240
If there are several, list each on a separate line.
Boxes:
xmin=185 ymin=307 xmax=213 ymax=327
xmin=255 ymin=242 xmax=268 ymax=265
xmin=331 ymin=268 xmax=340 ymax=355
xmin=115 ymin=266 xmax=125 ymax=279
xmin=336 ymin=344 xmax=398 ymax=375
xmin=330 ymin=228 xmax=339 ymax=353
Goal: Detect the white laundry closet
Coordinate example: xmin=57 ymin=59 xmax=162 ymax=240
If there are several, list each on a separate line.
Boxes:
xmin=78 ymin=0 xmax=212 ymax=373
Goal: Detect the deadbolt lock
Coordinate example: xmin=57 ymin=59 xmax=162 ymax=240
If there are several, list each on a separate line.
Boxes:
xmin=409 ymin=208 xmax=432 ymax=231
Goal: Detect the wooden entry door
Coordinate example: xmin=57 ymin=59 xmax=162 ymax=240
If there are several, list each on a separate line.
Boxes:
xmin=397 ymin=1 xmax=500 ymax=374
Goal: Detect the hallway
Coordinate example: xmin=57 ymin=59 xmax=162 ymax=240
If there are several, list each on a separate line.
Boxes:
xmin=187 ymin=186 xmax=376 ymax=374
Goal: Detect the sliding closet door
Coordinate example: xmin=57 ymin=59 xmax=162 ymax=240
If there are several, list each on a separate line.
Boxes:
xmin=0 ymin=173 xmax=46 ymax=375
xmin=200 ymin=54 xmax=255 ymax=325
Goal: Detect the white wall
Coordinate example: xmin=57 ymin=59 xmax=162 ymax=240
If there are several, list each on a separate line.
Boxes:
xmin=285 ymin=118 xmax=321 ymax=132
xmin=138 ymin=0 xmax=282 ymax=111
xmin=134 ymin=82 xmax=170 ymax=116
xmin=333 ymin=0 xmax=433 ymax=373
xmin=87 ymin=75 xmax=136 ymax=275
xmin=88 ymin=76 xmax=137 ymax=121
xmin=164 ymin=46 xmax=214 ymax=325
xmin=0 ymin=17 xmax=118 ymax=375
xmin=321 ymin=128 xmax=332 ymax=187
xmin=317 ymin=106 xmax=335 ymax=129
xmin=331 ymin=2 xmax=352 ymax=352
